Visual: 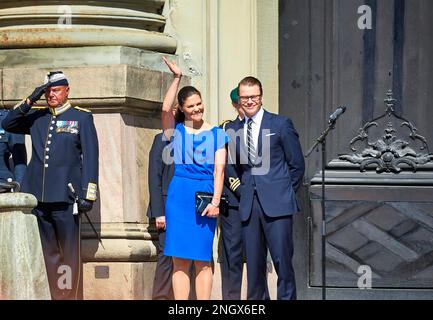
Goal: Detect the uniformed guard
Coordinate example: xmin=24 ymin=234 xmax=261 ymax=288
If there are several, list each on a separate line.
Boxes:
xmin=1 ymin=71 xmax=99 ymax=300
xmin=218 ymin=87 xmax=245 ymax=300
xmin=0 ymin=108 xmax=27 ymax=187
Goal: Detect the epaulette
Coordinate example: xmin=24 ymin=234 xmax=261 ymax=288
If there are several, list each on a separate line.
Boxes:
xmin=220 ymin=119 xmax=231 ymax=130
xmin=74 ymin=106 xmax=91 ymax=113
xmin=31 ymin=106 xmax=48 ymax=110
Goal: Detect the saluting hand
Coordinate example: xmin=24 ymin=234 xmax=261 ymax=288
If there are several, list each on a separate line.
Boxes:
xmin=202 ymin=204 xmax=219 ymax=218
xmin=155 ymin=216 xmax=166 ymax=230
xmin=162 ymin=57 xmax=182 ymax=78
xmin=27 ymin=82 xmax=50 ymax=105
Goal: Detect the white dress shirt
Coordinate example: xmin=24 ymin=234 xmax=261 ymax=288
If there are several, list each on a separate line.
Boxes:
xmin=244 ymin=107 xmax=264 ymax=150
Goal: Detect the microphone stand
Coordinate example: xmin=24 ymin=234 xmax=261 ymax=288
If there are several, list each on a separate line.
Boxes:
xmin=305 ymin=120 xmax=337 ymax=301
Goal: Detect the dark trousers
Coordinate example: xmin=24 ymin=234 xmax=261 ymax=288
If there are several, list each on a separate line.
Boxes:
xmin=242 ymin=193 xmax=296 ymax=300
xmin=219 ymin=206 xmax=244 ymax=300
xmin=33 ymin=202 xmax=81 ymax=300
xmin=152 ymin=228 xmax=196 ymax=300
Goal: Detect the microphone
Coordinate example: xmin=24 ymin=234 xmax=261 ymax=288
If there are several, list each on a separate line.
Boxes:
xmin=328 ymin=106 xmax=346 ymax=124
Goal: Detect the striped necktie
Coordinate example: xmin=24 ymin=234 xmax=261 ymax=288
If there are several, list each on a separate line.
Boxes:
xmin=247 ymin=118 xmax=256 ymax=164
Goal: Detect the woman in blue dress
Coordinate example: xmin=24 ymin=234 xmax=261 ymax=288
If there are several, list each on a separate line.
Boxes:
xmin=161 ymin=57 xmax=228 ymax=300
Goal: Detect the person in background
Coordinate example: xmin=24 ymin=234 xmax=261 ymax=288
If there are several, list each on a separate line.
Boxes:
xmin=0 ymin=108 xmax=27 ymax=187
xmin=218 ymin=87 xmax=245 ymax=300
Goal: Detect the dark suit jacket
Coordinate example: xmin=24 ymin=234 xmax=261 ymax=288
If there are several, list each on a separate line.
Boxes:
xmin=148 ymin=132 xmax=174 ymax=218
xmin=234 ymin=109 xmax=305 ymax=221
xmin=0 ymin=109 xmax=27 ymax=184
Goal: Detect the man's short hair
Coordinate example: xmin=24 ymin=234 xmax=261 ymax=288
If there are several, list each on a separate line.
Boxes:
xmin=238 ymin=76 xmax=263 ymax=96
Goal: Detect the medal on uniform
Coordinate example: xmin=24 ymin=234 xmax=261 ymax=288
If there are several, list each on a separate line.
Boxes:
xmin=56 ymin=120 xmax=79 ymax=134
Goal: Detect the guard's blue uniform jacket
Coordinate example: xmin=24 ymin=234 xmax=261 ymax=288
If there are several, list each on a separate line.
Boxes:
xmin=221 ymin=118 xmax=243 ymax=207
xmin=0 ymin=109 xmax=27 ymax=184
xmin=219 ymin=117 xmax=244 ymax=300
xmin=1 ymin=101 xmax=98 ymax=203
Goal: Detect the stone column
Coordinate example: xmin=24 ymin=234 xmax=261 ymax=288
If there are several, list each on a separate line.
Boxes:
xmin=0 ymin=1 xmax=175 ymax=52
xmin=0 ymin=193 xmax=50 ymax=300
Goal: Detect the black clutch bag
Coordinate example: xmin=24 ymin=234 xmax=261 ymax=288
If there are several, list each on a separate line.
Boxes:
xmin=195 ymin=192 xmax=229 ymax=217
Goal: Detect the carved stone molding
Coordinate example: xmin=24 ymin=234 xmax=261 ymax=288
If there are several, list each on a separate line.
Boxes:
xmin=0 ymin=1 xmax=176 ymax=53
xmin=81 ymin=222 xmax=158 ymax=262
xmin=339 ymin=91 xmax=433 ymax=173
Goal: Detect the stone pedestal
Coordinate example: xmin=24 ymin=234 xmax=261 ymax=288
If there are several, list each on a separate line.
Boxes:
xmin=0 ymin=193 xmax=50 ymax=300
xmin=83 ymin=262 xmax=156 ymax=300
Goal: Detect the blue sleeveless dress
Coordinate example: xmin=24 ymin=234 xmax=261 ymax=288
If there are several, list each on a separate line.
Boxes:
xmin=164 ymin=123 xmax=229 ymax=262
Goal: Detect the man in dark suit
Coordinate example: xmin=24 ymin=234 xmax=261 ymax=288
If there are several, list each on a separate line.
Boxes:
xmin=148 ymin=118 xmax=196 ymax=300
xmin=219 ymin=88 xmax=245 ymax=300
xmin=0 ymin=108 xmax=27 ymax=186
xmin=233 ymin=76 xmax=305 ymax=300
xmin=148 ymin=131 xmax=175 ymax=300
xmin=2 ymin=71 xmax=99 ymax=300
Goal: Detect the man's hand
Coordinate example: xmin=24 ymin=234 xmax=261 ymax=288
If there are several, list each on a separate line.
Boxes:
xmin=155 ymin=216 xmax=166 ymax=230
xmin=78 ymin=199 xmax=93 ymax=213
xmin=27 ymin=83 xmax=49 ymax=104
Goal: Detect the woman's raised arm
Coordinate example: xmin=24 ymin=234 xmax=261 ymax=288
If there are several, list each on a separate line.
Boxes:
xmin=162 ymin=57 xmax=182 ymax=140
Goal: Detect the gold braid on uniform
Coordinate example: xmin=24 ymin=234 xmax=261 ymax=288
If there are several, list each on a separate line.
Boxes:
xmin=86 ymin=183 xmax=98 ymax=201
xmin=31 ymin=106 xmax=48 ymax=110
xmin=220 ymin=119 xmax=231 ymax=131
xmin=229 ymin=177 xmax=241 ymax=192
xmin=74 ymin=106 xmax=91 ymax=113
